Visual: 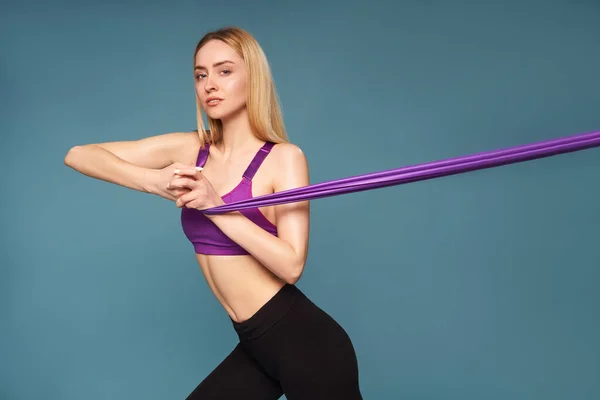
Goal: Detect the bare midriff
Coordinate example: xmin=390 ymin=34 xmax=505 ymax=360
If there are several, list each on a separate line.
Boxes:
xmin=194 ymin=253 xmax=286 ymax=323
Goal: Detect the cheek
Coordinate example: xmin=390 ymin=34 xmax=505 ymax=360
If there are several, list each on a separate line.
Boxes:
xmin=195 ymin=84 xmax=204 ymax=100
xmin=224 ymin=78 xmax=247 ymax=102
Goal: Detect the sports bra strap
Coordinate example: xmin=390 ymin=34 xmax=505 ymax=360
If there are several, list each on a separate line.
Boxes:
xmin=196 ymin=144 xmax=210 ymax=168
xmin=243 ymin=142 xmax=275 ymax=180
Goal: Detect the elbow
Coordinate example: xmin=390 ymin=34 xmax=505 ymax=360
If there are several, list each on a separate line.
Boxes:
xmin=64 ymin=145 xmax=91 ymax=168
xmin=284 ymin=273 xmax=301 ymax=286
xmin=283 ymin=259 xmax=305 ymax=285
xmin=64 ymin=145 xmax=82 ymax=167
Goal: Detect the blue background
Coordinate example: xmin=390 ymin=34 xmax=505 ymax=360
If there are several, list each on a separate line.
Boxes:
xmin=2 ymin=0 xmax=599 ymax=399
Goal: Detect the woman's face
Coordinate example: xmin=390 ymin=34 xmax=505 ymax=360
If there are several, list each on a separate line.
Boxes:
xmin=194 ymin=40 xmax=247 ymax=121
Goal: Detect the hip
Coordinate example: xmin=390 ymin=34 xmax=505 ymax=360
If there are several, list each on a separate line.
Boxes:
xmin=231 ymin=284 xmax=359 ymax=381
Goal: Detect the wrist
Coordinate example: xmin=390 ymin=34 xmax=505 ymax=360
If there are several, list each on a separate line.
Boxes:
xmin=205 ymin=196 xmax=226 ymax=212
xmin=141 ymin=168 xmax=159 ymax=194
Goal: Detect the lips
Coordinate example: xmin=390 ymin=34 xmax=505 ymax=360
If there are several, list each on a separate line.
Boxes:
xmin=206 ymin=97 xmax=223 ymax=106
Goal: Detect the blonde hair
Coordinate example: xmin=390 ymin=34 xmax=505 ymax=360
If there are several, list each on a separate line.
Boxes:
xmin=193 ymin=26 xmax=288 ymax=148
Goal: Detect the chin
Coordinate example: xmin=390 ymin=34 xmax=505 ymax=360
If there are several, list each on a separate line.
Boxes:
xmin=205 ymin=105 xmax=245 ymax=121
xmin=205 ymin=110 xmax=230 ymax=121
xmin=202 ymin=107 xmax=224 ymax=119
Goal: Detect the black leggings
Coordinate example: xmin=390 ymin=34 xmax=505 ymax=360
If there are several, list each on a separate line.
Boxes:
xmin=186 ymin=284 xmax=363 ymax=399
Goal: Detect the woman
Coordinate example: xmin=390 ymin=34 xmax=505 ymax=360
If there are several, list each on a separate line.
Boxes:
xmin=64 ymin=26 xmax=363 ymax=399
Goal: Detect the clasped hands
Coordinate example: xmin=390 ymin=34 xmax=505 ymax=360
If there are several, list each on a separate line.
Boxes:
xmin=166 ymin=166 xmax=224 ymax=210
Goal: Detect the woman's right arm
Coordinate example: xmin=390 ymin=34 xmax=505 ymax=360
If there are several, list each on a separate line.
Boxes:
xmin=64 ymin=131 xmax=198 ymax=200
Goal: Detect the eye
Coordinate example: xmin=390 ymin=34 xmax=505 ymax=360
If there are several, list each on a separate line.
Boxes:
xmin=220 ymin=69 xmax=231 ymax=75
xmin=195 ymin=73 xmax=206 ymax=80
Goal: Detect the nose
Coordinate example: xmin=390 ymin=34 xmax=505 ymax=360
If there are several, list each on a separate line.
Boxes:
xmin=204 ymin=74 xmax=217 ymax=92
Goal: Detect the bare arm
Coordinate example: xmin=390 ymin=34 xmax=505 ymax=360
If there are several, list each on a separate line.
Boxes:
xmin=205 ymin=143 xmax=310 ymax=284
xmin=64 ymin=131 xmax=199 ymax=197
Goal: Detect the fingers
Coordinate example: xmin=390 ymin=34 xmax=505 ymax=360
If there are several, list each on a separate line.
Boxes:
xmin=168 ymin=176 xmax=196 ymax=190
xmin=169 ymin=166 xmax=211 ymax=209
xmin=172 ymin=189 xmax=189 ymax=197
xmin=176 ymin=191 xmax=194 ymax=208
xmin=173 ymin=166 xmax=203 ymax=177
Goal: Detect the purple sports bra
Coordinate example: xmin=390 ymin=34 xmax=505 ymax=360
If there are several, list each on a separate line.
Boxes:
xmin=180 ymin=141 xmax=278 ymax=255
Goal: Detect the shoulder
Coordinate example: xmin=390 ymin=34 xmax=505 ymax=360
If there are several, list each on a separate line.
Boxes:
xmin=172 ymin=130 xmax=211 ymax=146
xmin=270 ymin=142 xmax=306 ymax=162
xmin=153 ymin=130 xmax=200 ymax=151
xmin=169 ymin=130 xmax=203 ymax=163
xmin=268 ymin=142 xmax=309 ymax=189
xmin=269 ymin=142 xmax=308 ymax=171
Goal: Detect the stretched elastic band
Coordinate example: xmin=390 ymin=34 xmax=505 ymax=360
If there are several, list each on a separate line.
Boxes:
xmin=201 ymin=130 xmax=600 ymax=214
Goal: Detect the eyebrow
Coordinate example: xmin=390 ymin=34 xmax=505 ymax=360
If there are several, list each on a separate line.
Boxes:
xmin=194 ymin=60 xmax=235 ymax=70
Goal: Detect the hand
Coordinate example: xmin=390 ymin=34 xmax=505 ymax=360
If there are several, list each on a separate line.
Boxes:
xmin=147 ymin=162 xmax=194 ymax=202
xmin=167 ymin=166 xmax=225 ymax=210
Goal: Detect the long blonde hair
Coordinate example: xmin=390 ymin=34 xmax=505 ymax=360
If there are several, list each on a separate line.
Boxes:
xmin=193 ymin=26 xmax=288 ymax=148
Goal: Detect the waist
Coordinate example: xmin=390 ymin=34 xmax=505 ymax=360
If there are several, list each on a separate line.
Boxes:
xmin=232 ymin=283 xmax=304 ymax=341
xmin=195 ymin=253 xmax=288 ymax=321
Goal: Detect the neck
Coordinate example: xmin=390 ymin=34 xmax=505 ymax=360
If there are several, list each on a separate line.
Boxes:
xmin=218 ymin=108 xmax=262 ymax=156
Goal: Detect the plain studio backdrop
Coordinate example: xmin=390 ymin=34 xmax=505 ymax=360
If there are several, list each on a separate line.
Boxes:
xmin=2 ymin=0 xmax=599 ymax=399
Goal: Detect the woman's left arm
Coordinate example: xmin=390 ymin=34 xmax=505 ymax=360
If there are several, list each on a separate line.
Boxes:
xmin=174 ymin=144 xmax=310 ymax=284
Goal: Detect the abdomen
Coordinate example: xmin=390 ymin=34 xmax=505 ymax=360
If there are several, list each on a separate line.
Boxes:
xmin=195 ymin=254 xmax=286 ymax=323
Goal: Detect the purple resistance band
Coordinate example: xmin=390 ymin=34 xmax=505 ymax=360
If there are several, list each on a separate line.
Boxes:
xmin=201 ymin=130 xmax=600 ymax=215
